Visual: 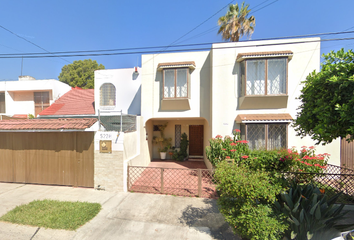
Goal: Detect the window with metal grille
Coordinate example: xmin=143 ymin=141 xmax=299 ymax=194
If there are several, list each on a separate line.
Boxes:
xmin=0 ymin=92 xmax=5 ymax=113
xmin=241 ymin=58 xmax=287 ymax=96
xmin=245 ymin=123 xmax=287 ymax=150
xmin=100 ymin=83 xmax=116 ymax=106
xmin=163 ymin=68 xmax=189 ymax=99
xmin=175 ymin=125 xmax=181 ymax=148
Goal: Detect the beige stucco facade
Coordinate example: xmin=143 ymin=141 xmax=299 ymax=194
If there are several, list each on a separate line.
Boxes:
xmin=141 ymin=37 xmax=341 ymax=167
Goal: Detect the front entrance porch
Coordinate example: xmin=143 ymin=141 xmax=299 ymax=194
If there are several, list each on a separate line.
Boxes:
xmin=146 ymin=118 xmax=211 ymax=163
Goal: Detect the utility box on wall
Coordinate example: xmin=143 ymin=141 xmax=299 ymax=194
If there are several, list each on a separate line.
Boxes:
xmin=100 ymin=140 xmax=112 ymax=153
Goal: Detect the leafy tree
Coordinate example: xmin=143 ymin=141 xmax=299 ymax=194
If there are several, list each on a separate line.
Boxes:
xmin=58 ymin=59 xmax=105 ymax=89
xmin=217 ymin=2 xmax=255 ymax=42
xmin=293 ymin=48 xmax=354 ymax=144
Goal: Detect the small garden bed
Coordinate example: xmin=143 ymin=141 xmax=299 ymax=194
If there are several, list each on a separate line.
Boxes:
xmin=207 ymin=129 xmax=354 ymax=239
xmin=0 ymin=199 xmax=101 ymax=230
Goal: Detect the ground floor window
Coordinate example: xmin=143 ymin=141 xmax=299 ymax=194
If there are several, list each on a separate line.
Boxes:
xmin=243 ymin=123 xmax=287 ymax=150
xmin=175 ymin=125 xmax=181 ymax=148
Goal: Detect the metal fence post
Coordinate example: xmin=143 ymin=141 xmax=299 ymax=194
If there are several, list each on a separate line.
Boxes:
xmin=127 ymin=166 xmax=130 ymax=191
xmin=161 ymin=168 xmax=164 ymax=193
xmin=198 ymin=169 xmax=202 ymax=197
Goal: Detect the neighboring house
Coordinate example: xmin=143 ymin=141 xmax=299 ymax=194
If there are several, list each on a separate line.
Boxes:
xmin=38 ymin=87 xmax=95 ymax=118
xmin=0 ymin=76 xmax=71 ymax=117
xmin=0 ymin=69 xmax=148 ymax=192
xmin=94 ymin=67 xmax=141 ymax=116
xmin=141 ymin=37 xmax=341 ymax=168
xmin=94 ymin=67 xmax=141 ymax=132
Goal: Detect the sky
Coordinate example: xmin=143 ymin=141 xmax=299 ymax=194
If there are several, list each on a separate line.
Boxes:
xmin=0 ymin=0 xmax=353 ymax=81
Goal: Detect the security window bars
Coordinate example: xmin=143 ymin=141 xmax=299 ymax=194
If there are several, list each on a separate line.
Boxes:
xmin=245 ymin=123 xmax=287 ymax=150
xmin=0 ymin=92 xmax=5 ymax=113
xmin=100 ymin=83 xmax=116 ymax=106
xmin=175 ymin=125 xmax=181 ymax=148
xmin=163 ymin=68 xmax=189 ymax=98
xmin=241 ymin=58 xmax=287 ymax=96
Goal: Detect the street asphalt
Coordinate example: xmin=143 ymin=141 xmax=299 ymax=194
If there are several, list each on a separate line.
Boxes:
xmin=0 ymin=183 xmax=239 ymax=240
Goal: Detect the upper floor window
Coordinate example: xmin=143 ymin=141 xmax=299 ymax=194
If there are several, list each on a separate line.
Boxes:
xmin=0 ymin=92 xmax=5 ymax=113
xmin=241 ymin=58 xmax=287 ymax=96
xmin=157 ymin=61 xmax=195 ymax=100
xmin=163 ymin=68 xmax=189 ymax=98
xmin=238 ymin=51 xmax=293 ymax=97
xmin=34 ymin=92 xmax=50 ymax=116
xmin=100 ymin=83 xmax=116 ymax=106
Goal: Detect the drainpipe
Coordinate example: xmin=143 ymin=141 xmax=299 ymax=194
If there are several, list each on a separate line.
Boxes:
xmin=120 ymin=109 xmax=122 ymax=133
xmin=98 ymin=109 xmax=101 ymax=130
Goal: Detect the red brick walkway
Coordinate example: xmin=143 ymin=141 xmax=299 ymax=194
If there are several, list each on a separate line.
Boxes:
xmin=128 ymin=161 xmax=218 ymax=198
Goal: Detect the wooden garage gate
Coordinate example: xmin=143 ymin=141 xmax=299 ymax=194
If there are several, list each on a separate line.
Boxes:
xmin=0 ymin=131 xmax=94 ymax=188
xmin=341 ymin=137 xmax=354 ymax=169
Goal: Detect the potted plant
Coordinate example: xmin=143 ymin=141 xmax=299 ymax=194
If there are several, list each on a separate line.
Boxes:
xmin=152 ymin=123 xmax=172 ymax=160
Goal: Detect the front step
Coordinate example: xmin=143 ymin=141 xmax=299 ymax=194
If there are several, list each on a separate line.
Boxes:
xmin=188 ymin=156 xmax=204 ymax=161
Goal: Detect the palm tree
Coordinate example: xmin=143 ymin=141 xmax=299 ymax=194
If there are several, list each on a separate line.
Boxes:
xmin=217 ymin=2 xmax=255 ymax=42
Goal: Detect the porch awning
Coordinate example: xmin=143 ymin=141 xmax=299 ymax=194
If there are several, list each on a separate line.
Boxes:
xmin=157 ymin=61 xmax=196 ymax=70
xmin=235 ymin=113 xmax=293 ymax=123
xmin=236 ymin=50 xmax=293 ymax=62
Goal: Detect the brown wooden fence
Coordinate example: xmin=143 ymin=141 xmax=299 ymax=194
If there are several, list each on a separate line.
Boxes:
xmin=341 ymin=137 xmax=354 ymax=169
xmin=0 ymin=132 xmax=94 ymax=187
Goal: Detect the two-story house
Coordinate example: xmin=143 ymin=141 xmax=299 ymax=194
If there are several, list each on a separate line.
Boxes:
xmin=0 ymin=76 xmax=71 ymax=118
xmin=141 ymin=37 xmax=341 ymax=168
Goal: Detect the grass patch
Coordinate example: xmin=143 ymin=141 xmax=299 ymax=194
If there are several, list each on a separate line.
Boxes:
xmin=0 ymin=200 xmax=101 ymax=230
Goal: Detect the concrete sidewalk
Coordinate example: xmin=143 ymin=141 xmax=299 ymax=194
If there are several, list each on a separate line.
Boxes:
xmin=0 ymin=183 xmax=238 ymax=240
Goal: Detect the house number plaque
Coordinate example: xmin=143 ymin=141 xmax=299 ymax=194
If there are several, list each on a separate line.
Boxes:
xmin=100 ymin=140 xmax=112 ymax=153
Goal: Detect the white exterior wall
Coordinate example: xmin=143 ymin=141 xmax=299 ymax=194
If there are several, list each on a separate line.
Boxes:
xmin=140 ymin=37 xmax=340 ymax=166
xmin=210 ymin=38 xmax=340 ymax=166
xmin=141 ymin=51 xmax=211 ymax=123
xmin=0 ymin=80 xmax=71 ymax=116
xmin=94 ymin=68 xmax=141 ymax=116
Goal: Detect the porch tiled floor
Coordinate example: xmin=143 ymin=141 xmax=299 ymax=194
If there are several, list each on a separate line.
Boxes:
xmin=149 ymin=160 xmax=207 ymax=169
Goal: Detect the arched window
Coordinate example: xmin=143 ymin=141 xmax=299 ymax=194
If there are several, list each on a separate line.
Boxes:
xmin=100 ymin=83 xmax=116 ymax=106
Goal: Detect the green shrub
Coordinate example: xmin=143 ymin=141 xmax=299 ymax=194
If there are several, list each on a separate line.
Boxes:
xmin=247 ymin=149 xmax=296 ymax=172
xmin=274 ymin=181 xmax=352 ymax=240
xmin=215 ymin=161 xmax=287 ymax=239
xmin=172 ymin=133 xmax=189 ymax=161
xmin=205 ymin=129 xmax=250 ymax=167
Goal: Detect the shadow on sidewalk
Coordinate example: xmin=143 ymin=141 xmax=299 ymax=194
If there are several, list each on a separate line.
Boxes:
xmin=178 ymin=198 xmax=240 ymax=240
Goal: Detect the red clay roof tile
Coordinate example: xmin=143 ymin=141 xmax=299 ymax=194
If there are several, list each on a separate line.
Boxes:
xmin=0 ymin=118 xmax=97 ymax=130
xmin=39 ymin=88 xmax=94 ymax=116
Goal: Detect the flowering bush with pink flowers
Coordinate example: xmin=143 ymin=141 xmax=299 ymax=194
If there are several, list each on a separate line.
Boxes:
xmin=288 ymin=146 xmax=329 ymax=173
xmin=206 ymin=131 xmax=330 ymax=174
xmin=205 ymin=129 xmax=250 ymax=166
